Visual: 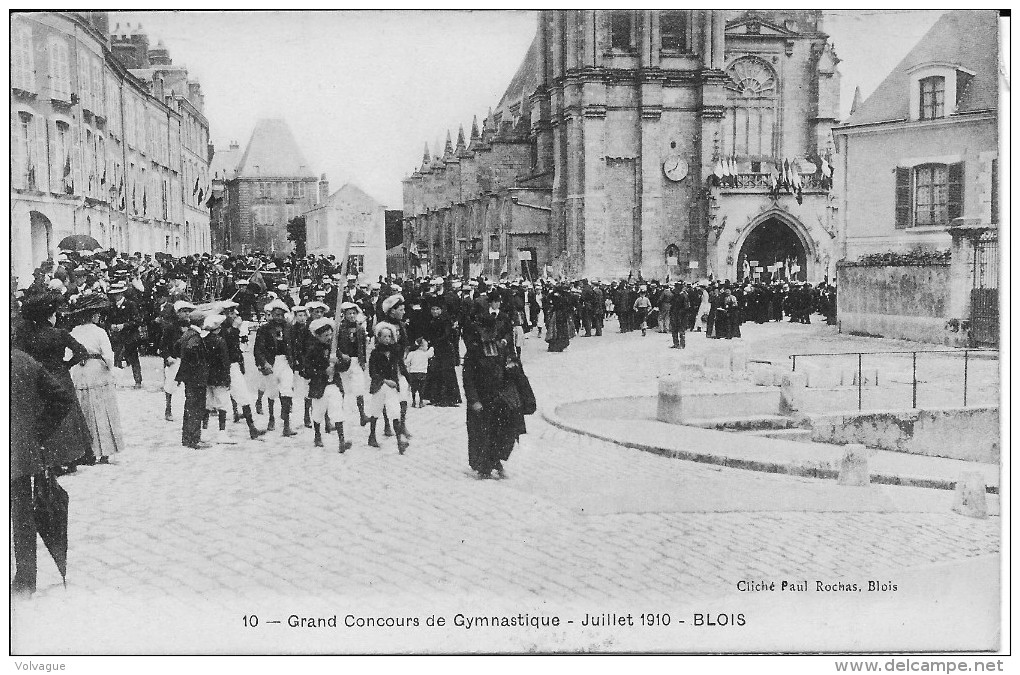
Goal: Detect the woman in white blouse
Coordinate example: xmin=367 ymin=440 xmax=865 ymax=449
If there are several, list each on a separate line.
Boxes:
xmin=69 ymin=294 xmax=124 ymax=464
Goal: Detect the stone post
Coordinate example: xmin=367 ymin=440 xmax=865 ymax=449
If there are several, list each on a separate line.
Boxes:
xmin=837 ymin=443 xmax=870 ymax=486
xmin=952 ymin=472 xmax=989 ymax=518
xmin=657 ymin=375 xmax=685 ymax=424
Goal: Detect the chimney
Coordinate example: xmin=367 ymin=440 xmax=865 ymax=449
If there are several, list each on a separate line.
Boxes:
xmin=318 ymin=174 xmax=330 ymax=204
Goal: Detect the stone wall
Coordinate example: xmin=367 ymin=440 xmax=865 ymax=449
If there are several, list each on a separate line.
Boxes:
xmin=809 ymin=406 xmax=999 ymax=463
xmin=836 ymin=263 xmax=964 ymax=345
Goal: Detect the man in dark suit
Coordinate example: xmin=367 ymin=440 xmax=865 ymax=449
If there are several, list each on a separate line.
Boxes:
xmin=11 ymin=349 xmax=78 ymax=597
xmin=108 ymin=283 xmax=144 ymax=388
xmin=669 ymin=282 xmax=691 ymax=349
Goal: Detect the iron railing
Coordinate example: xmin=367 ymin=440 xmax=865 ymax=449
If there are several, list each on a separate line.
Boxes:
xmin=789 ymin=349 xmax=998 ymax=411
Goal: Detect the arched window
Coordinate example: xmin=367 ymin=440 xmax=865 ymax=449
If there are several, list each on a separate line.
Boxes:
xmin=724 ymin=57 xmax=779 ymax=163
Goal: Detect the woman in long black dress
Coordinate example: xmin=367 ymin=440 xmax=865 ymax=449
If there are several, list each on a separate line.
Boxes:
xmin=13 ymin=290 xmax=93 ymax=473
xmin=461 ymin=310 xmax=526 ymax=479
xmin=421 ymin=300 xmax=462 ymax=407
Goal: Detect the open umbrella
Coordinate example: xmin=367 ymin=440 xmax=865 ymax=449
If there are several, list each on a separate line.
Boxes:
xmin=58 ymin=234 xmax=101 ymax=251
xmin=33 ymin=472 xmax=69 ymax=586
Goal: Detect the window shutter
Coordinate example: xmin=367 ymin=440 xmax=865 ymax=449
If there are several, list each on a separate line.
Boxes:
xmin=11 ymin=114 xmax=26 ymax=190
xmin=947 ymin=162 xmax=964 ymax=222
xmin=49 ymin=120 xmax=61 ymax=193
xmin=33 ymin=115 xmax=48 ymax=190
xmin=71 ymin=145 xmax=82 ymax=194
xmin=894 ymin=167 xmax=912 ymax=229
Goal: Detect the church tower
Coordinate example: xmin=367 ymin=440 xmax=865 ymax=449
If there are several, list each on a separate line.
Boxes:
xmin=534 ymin=10 xmax=729 ymax=278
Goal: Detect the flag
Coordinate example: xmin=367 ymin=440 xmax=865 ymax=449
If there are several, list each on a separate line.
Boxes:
xmin=197 ymin=188 xmax=204 ymax=203
xmin=710 ymin=159 xmax=723 ymax=187
xmin=193 ymin=178 xmax=200 ymax=195
xmin=769 ymin=168 xmax=779 ymax=198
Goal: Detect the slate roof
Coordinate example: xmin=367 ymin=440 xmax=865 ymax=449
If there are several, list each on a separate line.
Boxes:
xmin=209 ymin=145 xmax=241 ymax=182
xmin=494 ymin=33 xmax=539 ymax=119
xmin=235 ymin=118 xmax=316 ymax=179
xmin=844 ymin=10 xmax=999 ymax=126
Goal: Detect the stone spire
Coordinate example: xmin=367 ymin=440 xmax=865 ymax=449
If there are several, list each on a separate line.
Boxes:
xmin=443 ymin=130 xmax=454 ymax=158
xmin=470 ymin=115 xmax=480 ymax=141
xmin=456 ymin=124 xmax=466 ymax=153
xmin=850 ymin=85 xmax=863 ymax=116
xmin=419 ymin=143 xmax=431 ymax=172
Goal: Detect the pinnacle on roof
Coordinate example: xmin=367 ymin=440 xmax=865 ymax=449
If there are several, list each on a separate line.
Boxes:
xmin=849 ymin=86 xmax=863 ymax=115
xmin=470 ymin=115 xmax=480 ymax=140
xmin=456 ymin=125 xmax=467 ymax=153
xmin=443 ymin=130 xmax=454 ymax=158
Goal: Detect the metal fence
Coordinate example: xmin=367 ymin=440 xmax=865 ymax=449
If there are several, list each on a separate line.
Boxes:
xmin=789 ymin=349 xmax=998 ymax=411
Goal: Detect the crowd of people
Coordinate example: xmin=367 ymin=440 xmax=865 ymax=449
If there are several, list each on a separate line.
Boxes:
xmin=12 ymin=247 xmax=840 ymax=596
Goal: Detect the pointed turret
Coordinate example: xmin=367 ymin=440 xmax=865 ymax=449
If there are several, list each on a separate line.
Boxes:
xmin=443 ymin=130 xmax=454 ymax=159
xmin=419 ymin=143 xmax=431 ymax=172
xmin=431 ymin=139 xmax=443 ymax=168
xmin=470 ymin=115 xmax=480 ymax=141
xmin=850 ymin=86 xmax=863 ymax=116
xmin=456 ymin=125 xmax=467 ymax=153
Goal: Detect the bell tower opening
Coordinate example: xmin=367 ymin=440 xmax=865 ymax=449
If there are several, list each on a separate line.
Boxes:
xmin=737 ymin=217 xmax=807 ymax=282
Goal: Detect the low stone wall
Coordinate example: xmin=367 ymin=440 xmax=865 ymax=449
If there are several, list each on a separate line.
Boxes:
xmin=658 ymin=376 xmax=782 ymax=423
xmin=809 ymin=406 xmax=999 ymax=463
xmin=837 ymin=264 xmax=965 ymax=346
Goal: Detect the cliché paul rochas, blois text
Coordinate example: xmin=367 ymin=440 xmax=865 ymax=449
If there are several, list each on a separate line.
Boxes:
xmin=736 ymin=579 xmax=899 ymax=592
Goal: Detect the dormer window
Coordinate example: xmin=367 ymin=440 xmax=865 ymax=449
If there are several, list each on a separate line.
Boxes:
xmin=919 ymin=76 xmax=945 ymax=120
xmin=908 ymin=63 xmax=974 ymax=121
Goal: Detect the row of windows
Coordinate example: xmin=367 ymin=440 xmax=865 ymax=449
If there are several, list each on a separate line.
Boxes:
xmin=12 ymin=21 xmax=205 ymax=168
xmin=12 ymin=109 xmax=195 ymax=224
xmin=255 ymin=181 xmax=308 ymax=199
xmin=609 ymin=10 xmax=688 ymax=53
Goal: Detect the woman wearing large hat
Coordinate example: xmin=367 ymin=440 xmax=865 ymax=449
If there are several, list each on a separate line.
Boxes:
xmin=12 ymin=290 xmax=93 ymax=472
xmin=68 ymin=294 xmax=125 ymax=463
xmin=420 ymin=297 xmax=462 ymax=407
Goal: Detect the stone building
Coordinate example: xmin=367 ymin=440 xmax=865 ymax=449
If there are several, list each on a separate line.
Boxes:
xmin=304 ymin=182 xmax=388 ymax=281
xmin=212 ymin=118 xmax=319 ymax=254
xmin=832 ymin=10 xmax=999 ymax=346
xmin=10 ymin=12 xmax=212 ymax=284
xmin=402 ymin=10 xmax=841 ymax=282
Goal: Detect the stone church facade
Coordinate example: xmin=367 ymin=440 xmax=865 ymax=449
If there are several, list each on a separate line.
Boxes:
xmin=403 ymin=10 xmax=841 ymax=282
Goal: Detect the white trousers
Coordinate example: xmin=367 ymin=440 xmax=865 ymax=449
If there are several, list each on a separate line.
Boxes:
xmin=310 ymin=384 xmax=345 ymax=425
xmin=163 ymin=360 xmax=180 ymax=394
xmin=365 ymin=375 xmax=408 ymax=419
xmin=229 ymin=362 xmax=253 ymax=407
xmin=259 ymin=355 xmax=294 ymax=398
xmin=206 ymin=385 xmax=231 ymax=412
xmin=293 ymin=374 xmax=310 ymax=401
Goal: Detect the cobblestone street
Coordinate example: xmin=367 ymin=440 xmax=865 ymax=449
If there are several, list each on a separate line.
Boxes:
xmin=13 ymin=320 xmax=1001 ymax=654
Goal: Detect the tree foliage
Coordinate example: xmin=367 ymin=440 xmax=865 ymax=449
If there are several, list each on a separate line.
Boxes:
xmin=286 ymin=215 xmax=307 ymax=257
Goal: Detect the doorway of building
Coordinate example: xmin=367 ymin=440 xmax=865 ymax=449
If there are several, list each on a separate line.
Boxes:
xmin=29 ymin=211 xmax=53 ymax=266
xmin=737 ymin=217 xmax=807 ymax=282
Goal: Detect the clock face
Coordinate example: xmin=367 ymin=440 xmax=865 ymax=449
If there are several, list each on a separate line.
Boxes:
xmin=663 ymin=156 xmax=689 ymax=182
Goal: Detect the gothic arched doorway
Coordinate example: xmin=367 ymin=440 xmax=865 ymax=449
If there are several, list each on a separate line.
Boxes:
xmin=737 ymin=217 xmax=807 ymax=282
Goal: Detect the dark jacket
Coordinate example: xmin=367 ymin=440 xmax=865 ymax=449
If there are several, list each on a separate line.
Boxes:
xmin=108 ymin=297 xmax=143 ymax=346
xmin=222 ymin=322 xmax=245 ymax=370
xmin=337 ymin=319 xmax=368 ymax=368
xmin=302 ymin=340 xmax=352 ymax=399
xmin=368 ymin=342 xmax=407 ymax=394
xmin=11 ymin=349 xmax=77 ymax=481
xmin=203 ymin=331 xmax=231 ymax=387
xmin=176 ymin=328 xmax=209 ymax=386
xmin=253 ymin=320 xmax=292 ymax=371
